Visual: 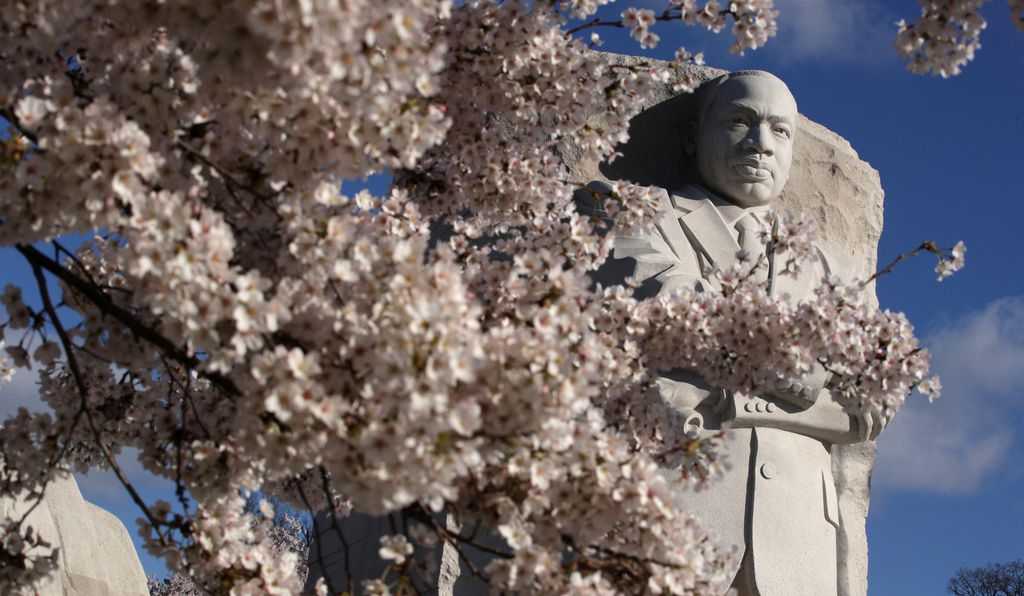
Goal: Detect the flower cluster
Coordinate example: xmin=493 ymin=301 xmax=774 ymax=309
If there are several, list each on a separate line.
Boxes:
xmin=895 ymin=0 xmax=988 ymax=77
xmin=723 ymin=0 xmax=779 ymax=54
xmin=620 ymin=1 xmax=779 ymax=54
xmin=618 ymin=231 xmax=937 ymax=427
xmin=138 ymin=494 xmax=305 ymax=595
xmin=623 ymin=8 xmax=660 ymax=48
xmin=0 ymin=520 xmax=58 ymax=595
xmin=147 ymin=496 xmax=311 ymax=595
xmin=936 ymin=240 xmax=967 ymax=281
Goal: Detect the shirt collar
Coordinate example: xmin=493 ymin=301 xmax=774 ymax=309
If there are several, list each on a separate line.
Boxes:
xmin=675 ymin=184 xmax=771 ymax=226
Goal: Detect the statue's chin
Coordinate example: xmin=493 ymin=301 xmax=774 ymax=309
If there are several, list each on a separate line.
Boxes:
xmin=701 ymin=177 xmax=779 ymax=209
xmin=722 ymin=185 xmax=777 ymax=208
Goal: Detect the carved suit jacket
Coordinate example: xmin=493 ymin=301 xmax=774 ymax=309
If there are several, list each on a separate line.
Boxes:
xmin=612 ymin=185 xmax=859 ymax=596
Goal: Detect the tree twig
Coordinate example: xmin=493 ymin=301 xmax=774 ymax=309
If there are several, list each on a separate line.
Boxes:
xmin=319 ymin=467 xmax=355 ymax=595
xmin=28 ymin=258 xmax=172 ymax=548
xmin=17 ymin=244 xmax=241 ymax=397
xmin=861 ymin=241 xmax=938 ymax=287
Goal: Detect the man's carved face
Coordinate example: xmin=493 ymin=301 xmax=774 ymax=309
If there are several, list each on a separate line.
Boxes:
xmin=694 ymin=74 xmax=798 ymax=208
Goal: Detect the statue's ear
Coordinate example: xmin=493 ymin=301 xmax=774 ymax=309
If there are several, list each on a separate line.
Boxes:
xmin=683 ymin=117 xmax=699 ymax=157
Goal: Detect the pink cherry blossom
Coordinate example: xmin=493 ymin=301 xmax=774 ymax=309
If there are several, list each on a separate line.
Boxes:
xmin=0 ymin=1 xmax=971 ymax=593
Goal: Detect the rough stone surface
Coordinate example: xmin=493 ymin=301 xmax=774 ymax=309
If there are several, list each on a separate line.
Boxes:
xmin=303 ymin=510 xmax=475 ymax=594
xmin=563 ymin=54 xmax=884 ymax=596
xmin=0 ymin=473 xmax=148 ymax=595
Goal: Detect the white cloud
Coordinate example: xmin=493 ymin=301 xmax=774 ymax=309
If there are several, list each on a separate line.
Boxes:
xmin=874 ymin=297 xmax=1024 ymax=494
xmin=0 ymin=361 xmax=46 ymax=418
xmin=768 ymin=0 xmax=897 ymax=65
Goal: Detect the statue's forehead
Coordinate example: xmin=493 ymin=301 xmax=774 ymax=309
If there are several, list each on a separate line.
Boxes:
xmin=712 ymin=76 xmax=798 ymax=119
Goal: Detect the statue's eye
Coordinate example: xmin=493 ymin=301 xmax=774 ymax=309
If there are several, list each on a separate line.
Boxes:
xmin=729 ymin=116 xmax=746 ymax=125
xmin=773 ymin=126 xmax=791 ymax=138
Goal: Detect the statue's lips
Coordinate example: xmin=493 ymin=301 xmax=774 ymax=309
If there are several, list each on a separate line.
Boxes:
xmin=732 ymin=162 xmax=772 ymax=181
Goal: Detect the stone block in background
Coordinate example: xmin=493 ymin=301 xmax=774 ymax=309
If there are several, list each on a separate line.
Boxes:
xmin=0 ymin=473 xmax=148 ymax=595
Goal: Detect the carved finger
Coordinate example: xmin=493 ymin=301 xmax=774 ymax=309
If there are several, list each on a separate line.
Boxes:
xmin=869 ymin=412 xmax=884 ymax=441
xmin=859 ymin=412 xmax=872 ymax=442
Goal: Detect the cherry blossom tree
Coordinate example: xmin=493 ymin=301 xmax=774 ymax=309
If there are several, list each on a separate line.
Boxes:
xmin=148 ymin=494 xmax=312 ymax=595
xmin=0 ymin=1 xmax=971 ymax=594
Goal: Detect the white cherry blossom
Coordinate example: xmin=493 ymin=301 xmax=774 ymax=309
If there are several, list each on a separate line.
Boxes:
xmin=0 ymin=1 xmax=969 ymax=593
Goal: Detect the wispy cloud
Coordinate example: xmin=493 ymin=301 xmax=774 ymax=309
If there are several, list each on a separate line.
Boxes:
xmin=874 ymin=297 xmax=1024 ymax=494
xmin=767 ymin=0 xmax=897 ymax=65
xmin=0 ymin=361 xmax=46 ymax=418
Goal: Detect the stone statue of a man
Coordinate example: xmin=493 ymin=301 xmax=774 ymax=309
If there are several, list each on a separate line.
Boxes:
xmin=607 ymin=70 xmax=886 ymax=596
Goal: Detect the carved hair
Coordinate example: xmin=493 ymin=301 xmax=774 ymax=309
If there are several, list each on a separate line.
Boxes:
xmin=691 ymin=69 xmax=793 ymax=127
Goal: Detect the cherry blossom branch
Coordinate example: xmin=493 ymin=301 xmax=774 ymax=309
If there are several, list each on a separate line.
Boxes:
xmin=16 ymin=244 xmax=241 ymax=397
xmin=52 ymin=240 xmax=101 ymax=289
xmin=565 ymin=7 xmax=684 ymax=36
xmin=159 ymin=356 xmax=212 ymax=439
xmin=175 ymin=140 xmax=274 ymax=206
xmin=585 ymin=543 xmax=706 ymax=576
xmin=862 ymin=240 xmax=966 ymax=286
xmin=28 ymin=258 xmax=172 ymax=549
xmin=419 ymin=508 xmax=512 ymax=560
xmin=14 ymin=405 xmax=87 ymax=528
xmin=318 ymin=467 xmax=355 ymax=595
xmin=864 ymin=241 xmax=936 ymax=285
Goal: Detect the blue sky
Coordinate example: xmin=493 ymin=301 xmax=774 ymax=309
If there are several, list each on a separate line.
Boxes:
xmin=1 ymin=0 xmax=1022 ymax=592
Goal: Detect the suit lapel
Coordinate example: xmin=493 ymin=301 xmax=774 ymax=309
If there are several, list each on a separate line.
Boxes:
xmin=678 ymin=199 xmax=741 ymax=271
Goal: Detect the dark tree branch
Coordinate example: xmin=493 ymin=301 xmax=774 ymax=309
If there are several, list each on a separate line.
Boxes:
xmin=17 ymin=244 xmax=241 ymax=397
xmin=318 ymin=468 xmax=355 ymax=595
xmin=28 ymin=258 xmax=172 ymax=548
xmin=862 ymin=241 xmax=940 ymax=286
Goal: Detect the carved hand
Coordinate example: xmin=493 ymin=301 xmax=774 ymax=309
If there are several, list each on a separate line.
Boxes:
xmin=855 ymin=408 xmax=892 ymax=442
xmin=770 ymin=362 xmax=831 ymax=410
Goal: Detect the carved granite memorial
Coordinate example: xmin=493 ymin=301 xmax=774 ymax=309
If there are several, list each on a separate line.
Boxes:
xmin=308 ymin=59 xmax=887 ymax=596
xmin=588 ymin=69 xmax=883 ymax=596
xmin=570 ymin=61 xmax=886 ymax=596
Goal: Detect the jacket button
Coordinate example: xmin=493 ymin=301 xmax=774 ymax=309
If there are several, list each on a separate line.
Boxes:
xmin=755 ymin=401 xmax=765 ymax=412
xmin=800 ymin=386 xmax=813 ymax=398
xmin=766 ymin=402 xmax=777 ymax=413
xmin=760 ymin=463 xmax=776 ymax=479
xmin=744 ymin=401 xmax=755 ymax=413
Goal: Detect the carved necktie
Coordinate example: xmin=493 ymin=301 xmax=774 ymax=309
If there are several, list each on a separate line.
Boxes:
xmin=735 ymin=213 xmax=769 ymax=284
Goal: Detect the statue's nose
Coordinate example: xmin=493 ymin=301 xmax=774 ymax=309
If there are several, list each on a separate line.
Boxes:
xmin=744 ymin=124 xmax=774 ymax=155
